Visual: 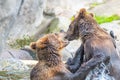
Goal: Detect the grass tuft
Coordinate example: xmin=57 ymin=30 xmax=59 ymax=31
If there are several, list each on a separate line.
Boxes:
xmin=70 ymin=14 xmax=120 ymax=24
xmin=94 ymin=14 xmax=120 ymax=24
xmin=9 ymin=35 xmax=34 ymax=49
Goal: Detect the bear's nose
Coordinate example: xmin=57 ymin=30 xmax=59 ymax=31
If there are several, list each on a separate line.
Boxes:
xmin=64 ymin=36 xmax=68 ymax=39
xmin=64 ymin=35 xmax=73 ymax=41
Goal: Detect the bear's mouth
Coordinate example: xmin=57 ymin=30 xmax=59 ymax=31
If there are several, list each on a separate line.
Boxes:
xmin=63 ymin=40 xmax=69 ymax=46
xmin=60 ymin=39 xmax=69 ymax=49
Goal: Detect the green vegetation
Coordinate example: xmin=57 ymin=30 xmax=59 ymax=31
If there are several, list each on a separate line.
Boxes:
xmin=94 ymin=15 xmax=120 ymax=24
xmin=70 ymin=14 xmax=120 ymax=24
xmin=70 ymin=16 xmax=75 ymax=21
xmin=9 ymin=35 xmax=34 ymax=49
xmin=0 ymin=71 xmax=30 ymax=79
xmin=45 ymin=18 xmax=60 ymax=33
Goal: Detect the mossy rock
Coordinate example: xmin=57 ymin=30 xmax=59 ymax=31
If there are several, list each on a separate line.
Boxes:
xmin=45 ymin=18 xmax=60 ymax=33
xmin=45 ymin=16 xmax=71 ymax=34
xmin=8 ymin=35 xmax=35 ymax=49
xmin=0 ymin=71 xmax=30 ymax=80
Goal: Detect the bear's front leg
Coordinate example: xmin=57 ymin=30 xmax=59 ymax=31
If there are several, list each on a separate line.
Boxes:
xmin=66 ymin=44 xmax=84 ymax=73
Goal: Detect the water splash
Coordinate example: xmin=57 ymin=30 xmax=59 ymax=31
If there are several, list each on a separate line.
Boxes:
xmin=86 ymin=62 xmax=115 ymax=80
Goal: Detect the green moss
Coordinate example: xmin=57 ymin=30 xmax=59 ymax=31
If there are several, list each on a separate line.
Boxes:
xmin=0 ymin=71 xmax=30 ymax=80
xmin=0 ymin=71 xmax=22 ymax=79
xmin=94 ymin=15 xmax=120 ymax=24
xmin=0 ymin=71 xmax=8 ymax=76
xmin=70 ymin=16 xmax=75 ymax=21
xmin=9 ymin=35 xmax=35 ymax=49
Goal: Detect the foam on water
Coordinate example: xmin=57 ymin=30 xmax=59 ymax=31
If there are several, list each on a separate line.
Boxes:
xmin=85 ymin=62 xmax=115 ymax=80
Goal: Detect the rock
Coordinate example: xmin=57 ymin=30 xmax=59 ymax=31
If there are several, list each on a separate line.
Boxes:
xmin=100 ymin=20 xmax=120 ymax=40
xmin=0 ymin=58 xmax=30 ymax=80
xmin=20 ymin=60 xmax=38 ymax=66
xmin=90 ymin=0 xmax=120 ymax=16
xmin=45 ymin=16 xmax=71 ymax=33
xmin=0 ymin=0 xmax=46 ymax=53
xmin=44 ymin=0 xmax=105 ymax=17
xmin=0 ymin=58 xmax=29 ymax=71
xmin=0 ymin=49 xmax=36 ymax=60
xmin=45 ymin=17 xmax=59 ymax=33
xmin=33 ymin=15 xmax=54 ymax=39
xmin=8 ymin=0 xmax=46 ymax=39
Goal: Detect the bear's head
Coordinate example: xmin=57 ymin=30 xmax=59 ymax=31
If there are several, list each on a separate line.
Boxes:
xmin=65 ymin=8 xmax=97 ymax=41
xmin=30 ymin=31 xmax=69 ymax=60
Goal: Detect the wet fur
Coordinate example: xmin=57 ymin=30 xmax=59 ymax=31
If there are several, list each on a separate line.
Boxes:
xmin=66 ymin=8 xmax=120 ymax=80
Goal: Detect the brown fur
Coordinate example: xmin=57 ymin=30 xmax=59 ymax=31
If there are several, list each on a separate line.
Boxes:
xmin=66 ymin=8 xmax=120 ymax=80
xmin=30 ymin=32 xmax=95 ymax=80
xmin=30 ymin=32 xmax=70 ymax=80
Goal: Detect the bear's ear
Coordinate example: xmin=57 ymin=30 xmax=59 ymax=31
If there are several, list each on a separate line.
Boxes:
xmin=30 ymin=42 xmax=36 ymax=50
xmin=36 ymin=35 xmax=48 ymax=49
xmin=89 ymin=13 xmax=94 ymax=17
xmin=78 ymin=8 xmax=86 ymax=18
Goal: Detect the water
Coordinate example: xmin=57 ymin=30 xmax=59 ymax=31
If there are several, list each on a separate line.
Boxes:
xmin=86 ymin=62 xmax=115 ymax=80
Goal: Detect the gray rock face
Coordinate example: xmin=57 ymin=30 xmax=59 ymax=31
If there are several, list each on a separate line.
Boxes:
xmin=0 ymin=0 xmax=46 ymax=53
xmin=44 ymin=0 xmax=94 ymax=17
xmin=0 ymin=49 xmax=35 ymax=60
xmin=0 ymin=58 xmax=29 ymax=71
xmin=100 ymin=20 xmax=120 ymax=40
xmin=90 ymin=0 xmax=120 ymax=16
xmin=45 ymin=16 xmax=71 ymax=34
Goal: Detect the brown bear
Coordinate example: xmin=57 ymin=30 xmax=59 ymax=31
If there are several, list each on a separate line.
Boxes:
xmin=65 ymin=8 xmax=120 ymax=80
xmin=30 ymin=31 xmax=105 ymax=80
